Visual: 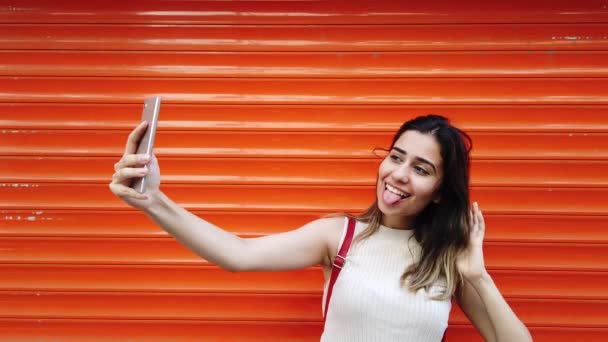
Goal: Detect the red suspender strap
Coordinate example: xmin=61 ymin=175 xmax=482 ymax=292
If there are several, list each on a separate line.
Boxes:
xmin=323 ymin=216 xmax=356 ymax=323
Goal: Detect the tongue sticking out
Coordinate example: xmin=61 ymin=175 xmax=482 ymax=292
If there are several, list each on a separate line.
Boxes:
xmin=383 ymin=189 xmax=402 ymax=205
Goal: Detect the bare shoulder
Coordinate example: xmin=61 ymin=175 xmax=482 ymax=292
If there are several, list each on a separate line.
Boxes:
xmin=313 ymin=215 xmax=346 ymax=229
xmin=311 ymin=215 xmax=348 ymax=268
xmin=307 ymin=215 xmax=346 ymax=243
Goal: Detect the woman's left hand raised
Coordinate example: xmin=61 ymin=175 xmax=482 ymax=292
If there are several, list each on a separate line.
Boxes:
xmin=456 ymin=202 xmax=489 ymax=282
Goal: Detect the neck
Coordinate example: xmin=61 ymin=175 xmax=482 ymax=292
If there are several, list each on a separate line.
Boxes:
xmin=381 ymin=214 xmax=413 ymax=230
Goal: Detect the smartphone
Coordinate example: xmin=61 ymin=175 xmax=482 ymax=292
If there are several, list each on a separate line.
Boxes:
xmin=131 ymin=96 xmax=161 ymax=193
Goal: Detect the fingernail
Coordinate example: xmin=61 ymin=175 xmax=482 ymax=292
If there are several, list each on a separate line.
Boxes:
xmin=141 ymin=154 xmax=150 ymax=161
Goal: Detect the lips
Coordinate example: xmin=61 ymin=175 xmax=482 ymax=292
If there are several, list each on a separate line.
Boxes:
xmin=386 ymin=183 xmax=408 ymax=198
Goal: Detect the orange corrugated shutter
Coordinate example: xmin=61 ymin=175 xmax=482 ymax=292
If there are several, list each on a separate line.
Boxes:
xmin=1 ymin=1 xmax=608 ymax=341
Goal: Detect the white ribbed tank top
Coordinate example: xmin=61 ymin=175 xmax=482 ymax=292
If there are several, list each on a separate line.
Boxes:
xmin=321 ymin=218 xmax=451 ymax=342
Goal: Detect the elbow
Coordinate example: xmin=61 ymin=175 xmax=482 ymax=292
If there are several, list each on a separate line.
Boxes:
xmin=520 ymin=321 xmax=533 ymax=342
xmin=207 ymin=235 xmax=250 ymax=273
xmin=497 ymin=335 xmax=532 ymax=342
xmin=496 ymin=321 xmax=534 ymax=342
xmin=223 ymin=264 xmax=241 ymax=273
xmin=222 ymin=261 xmax=249 ymax=273
xmin=217 ymin=253 xmax=251 ymax=273
xmin=222 ymin=237 xmax=256 ymax=272
xmin=496 ymin=323 xmax=532 ymax=342
xmin=193 ymin=254 xmax=246 ymax=273
xmin=210 ymin=256 xmax=247 ymax=273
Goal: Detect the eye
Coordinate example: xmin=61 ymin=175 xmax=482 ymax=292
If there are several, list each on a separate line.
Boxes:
xmin=389 ymin=154 xmax=403 ymax=163
xmin=414 ymin=165 xmax=430 ymax=175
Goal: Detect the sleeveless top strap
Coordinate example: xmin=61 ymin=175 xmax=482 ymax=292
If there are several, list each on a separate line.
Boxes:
xmin=323 ymin=216 xmax=356 ymax=323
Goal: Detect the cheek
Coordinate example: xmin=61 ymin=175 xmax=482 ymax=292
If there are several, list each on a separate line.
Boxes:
xmin=377 ymin=159 xmax=392 ymax=178
xmin=414 ymin=178 xmax=441 ymax=196
xmin=376 ymin=163 xmax=390 ymax=190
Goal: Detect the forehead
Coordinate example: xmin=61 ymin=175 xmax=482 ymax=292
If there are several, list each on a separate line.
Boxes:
xmin=393 ymin=130 xmax=442 ymax=166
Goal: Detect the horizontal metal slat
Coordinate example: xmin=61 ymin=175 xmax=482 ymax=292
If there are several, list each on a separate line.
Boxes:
xmin=2 ymin=184 xmax=608 ymax=214
xmin=3 ymin=103 xmax=608 ymax=133
xmin=2 ymin=318 xmax=323 ymax=342
xmin=3 ymin=77 xmax=608 ymax=104
xmin=3 ymin=156 xmax=380 ymax=185
xmin=485 ymin=299 xmax=608 ymax=327
xmin=3 ymin=1 xmax=607 ymax=24
xmin=448 ymin=326 xmax=608 ymax=342
xmin=2 ymin=210 xmax=608 ymax=243
xmin=0 ymin=291 xmax=321 ymax=321
xmin=0 ymin=183 xmax=376 ymax=211
xmin=472 ymin=160 xmax=608 ymax=187
xmin=3 ymin=130 xmax=607 ymax=160
xmin=2 ymin=319 xmax=607 ymax=342
xmin=2 ymin=265 xmax=606 ymax=300
xmin=0 ymin=210 xmax=318 ymax=238
xmin=3 ymin=24 xmax=608 ymax=51
xmin=0 ymin=264 xmax=323 ymax=294
xmin=484 ymin=243 xmax=608 ymax=271
xmin=4 ymin=50 xmax=608 ymax=78
xmin=1 ymin=237 xmax=607 ymax=271
xmin=483 ymin=215 xmax=608 ymax=243
xmin=489 ymin=270 xmax=608 ymax=300
xmin=1 ymin=130 xmax=389 ymax=158
xmin=1 ymin=292 xmax=606 ymax=327
xmin=3 ymin=156 xmax=608 ymax=187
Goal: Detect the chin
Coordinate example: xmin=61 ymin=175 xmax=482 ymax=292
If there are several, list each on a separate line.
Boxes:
xmin=377 ymin=196 xmax=424 ymax=221
xmin=377 ymin=197 xmax=401 ymax=215
xmin=377 ymin=201 xmax=388 ymax=215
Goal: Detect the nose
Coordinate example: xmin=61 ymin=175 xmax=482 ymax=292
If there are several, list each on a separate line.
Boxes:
xmin=391 ymin=163 xmax=410 ymax=184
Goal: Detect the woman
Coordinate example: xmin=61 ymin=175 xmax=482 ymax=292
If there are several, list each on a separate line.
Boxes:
xmin=109 ymin=115 xmax=531 ymax=341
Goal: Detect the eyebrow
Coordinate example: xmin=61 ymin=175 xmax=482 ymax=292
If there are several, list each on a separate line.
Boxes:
xmin=391 ymin=147 xmax=438 ymax=173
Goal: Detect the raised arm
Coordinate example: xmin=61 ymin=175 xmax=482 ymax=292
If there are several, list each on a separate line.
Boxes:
xmin=143 ymin=191 xmax=342 ymax=271
xmin=455 ymin=203 xmax=532 ymax=342
xmin=109 ymin=122 xmax=343 ymax=272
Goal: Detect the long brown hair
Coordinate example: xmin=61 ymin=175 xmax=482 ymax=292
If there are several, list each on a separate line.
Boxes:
xmin=356 ymin=115 xmax=472 ymax=300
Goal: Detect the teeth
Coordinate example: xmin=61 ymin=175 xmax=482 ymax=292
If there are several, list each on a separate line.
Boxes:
xmin=386 ymin=184 xmax=408 ymax=198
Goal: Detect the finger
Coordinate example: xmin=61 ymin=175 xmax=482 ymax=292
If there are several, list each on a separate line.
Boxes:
xmin=470 ymin=203 xmax=477 ymax=227
xmin=477 ymin=204 xmax=485 ymax=229
xmin=469 ymin=210 xmax=474 ymax=230
xmin=124 ymin=121 xmax=149 ymax=156
xmin=114 ymin=153 xmax=151 ymax=172
xmin=113 ymin=166 xmax=148 ymax=183
xmin=109 ymin=182 xmax=148 ymax=200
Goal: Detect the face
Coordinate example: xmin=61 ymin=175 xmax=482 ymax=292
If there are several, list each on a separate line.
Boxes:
xmin=377 ymin=130 xmax=443 ymax=229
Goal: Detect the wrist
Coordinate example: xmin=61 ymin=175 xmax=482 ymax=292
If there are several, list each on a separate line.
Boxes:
xmin=142 ymin=190 xmax=168 ymax=216
xmin=464 ymin=269 xmax=492 ymax=285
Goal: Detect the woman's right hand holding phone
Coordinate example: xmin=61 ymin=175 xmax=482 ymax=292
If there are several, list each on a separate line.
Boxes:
xmin=109 ymin=121 xmax=161 ymax=211
xmin=107 ymin=119 xmax=336 ymax=275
